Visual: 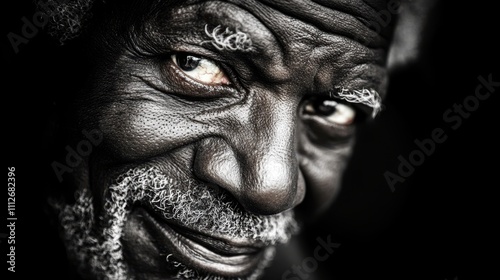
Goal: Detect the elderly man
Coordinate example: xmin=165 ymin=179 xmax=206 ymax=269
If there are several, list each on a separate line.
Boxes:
xmin=31 ymin=0 xmax=433 ymax=279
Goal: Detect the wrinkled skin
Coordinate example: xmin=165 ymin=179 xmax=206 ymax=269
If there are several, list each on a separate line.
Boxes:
xmin=59 ymin=0 xmax=395 ymax=279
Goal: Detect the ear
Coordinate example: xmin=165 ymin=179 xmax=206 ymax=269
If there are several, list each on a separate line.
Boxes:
xmin=387 ymin=0 xmax=440 ymax=72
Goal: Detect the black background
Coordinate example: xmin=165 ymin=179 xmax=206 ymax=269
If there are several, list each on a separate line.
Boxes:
xmin=2 ymin=1 xmax=498 ymax=279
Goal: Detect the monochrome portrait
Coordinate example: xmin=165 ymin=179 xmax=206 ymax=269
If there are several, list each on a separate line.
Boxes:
xmin=3 ymin=1 xmax=497 ymax=279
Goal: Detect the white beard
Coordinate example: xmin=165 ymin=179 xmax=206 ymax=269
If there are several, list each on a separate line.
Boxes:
xmin=51 ymin=166 xmax=299 ymax=280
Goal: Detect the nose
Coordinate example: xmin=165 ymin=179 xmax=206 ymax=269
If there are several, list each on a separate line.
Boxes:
xmin=193 ymin=99 xmax=304 ymax=215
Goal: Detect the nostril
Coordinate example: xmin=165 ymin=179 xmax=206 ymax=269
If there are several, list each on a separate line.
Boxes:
xmin=239 ymin=187 xmax=296 ymax=215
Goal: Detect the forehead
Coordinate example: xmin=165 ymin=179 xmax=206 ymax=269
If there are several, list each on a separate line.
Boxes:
xmin=178 ymin=0 xmax=389 ymax=45
xmin=152 ymin=0 xmax=390 ymax=51
xmin=108 ymin=0 xmax=389 ymax=98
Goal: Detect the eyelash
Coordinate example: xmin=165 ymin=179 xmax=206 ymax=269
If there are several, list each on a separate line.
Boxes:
xmin=156 ymin=53 xmax=241 ymax=99
xmin=304 ymin=95 xmax=368 ymax=122
xmin=163 ymin=52 xmax=242 ymax=95
xmin=154 ymin=51 xmax=370 ymax=125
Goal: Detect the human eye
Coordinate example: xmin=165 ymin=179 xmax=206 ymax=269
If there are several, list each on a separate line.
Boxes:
xmin=172 ymin=53 xmax=230 ymax=86
xmin=302 ymin=97 xmax=356 ymax=126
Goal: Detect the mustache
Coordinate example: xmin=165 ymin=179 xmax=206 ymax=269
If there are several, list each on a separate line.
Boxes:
xmin=52 ymin=166 xmax=299 ymax=279
xmin=108 ymin=166 xmax=299 ymax=245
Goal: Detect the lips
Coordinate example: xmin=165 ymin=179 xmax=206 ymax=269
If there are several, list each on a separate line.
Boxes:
xmin=138 ymin=207 xmax=268 ymax=277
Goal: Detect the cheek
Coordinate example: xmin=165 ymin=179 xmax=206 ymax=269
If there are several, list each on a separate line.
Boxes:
xmin=297 ymin=132 xmax=355 ymax=215
xmin=96 ymin=100 xmax=211 ymax=161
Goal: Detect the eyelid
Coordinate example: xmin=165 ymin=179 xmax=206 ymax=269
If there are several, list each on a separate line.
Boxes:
xmin=170 ymin=64 xmax=233 ymax=95
xmin=301 ymin=112 xmax=356 ymax=144
xmin=148 ymin=60 xmax=239 ymax=100
xmin=327 ymin=88 xmax=382 ymax=118
xmin=326 ymin=102 xmax=355 ymax=126
xmin=299 ymin=94 xmax=371 ymax=128
xmin=172 ymin=54 xmax=230 ymax=85
xmin=166 ymin=43 xmax=232 ymax=64
xmin=172 ymin=51 xmax=248 ymax=93
xmin=318 ymin=93 xmax=371 ymax=123
xmin=305 ymin=98 xmax=356 ymax=126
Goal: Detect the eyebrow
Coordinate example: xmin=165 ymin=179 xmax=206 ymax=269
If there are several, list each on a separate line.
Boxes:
xmin=329 ymin=87 xmax=383 ymax=118
xmin=202 ymin=24 xmax=255 ymax=53
xmin=200 ymin=24 xmax=382 ymax=118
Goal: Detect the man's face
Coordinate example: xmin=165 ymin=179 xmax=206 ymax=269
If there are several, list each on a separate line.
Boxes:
xmin=54 ymin=0 xmax=388 ymax=279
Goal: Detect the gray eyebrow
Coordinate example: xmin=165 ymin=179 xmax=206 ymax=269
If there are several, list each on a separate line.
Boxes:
xmin=202 ymin=25 xmax=382 ymax=118
xmin=203 ymin=24 xmax=255 ymax=52
xmin=330 ymin=87 xmax=383 ymax=118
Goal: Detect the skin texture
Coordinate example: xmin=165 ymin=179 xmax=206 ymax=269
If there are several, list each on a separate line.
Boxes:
xmin=55 ymin=0 xmax=395 ymax=279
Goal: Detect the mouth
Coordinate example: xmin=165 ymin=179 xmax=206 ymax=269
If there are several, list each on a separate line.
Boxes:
xmin=138 ymin=207 xmax=269 ymax=277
